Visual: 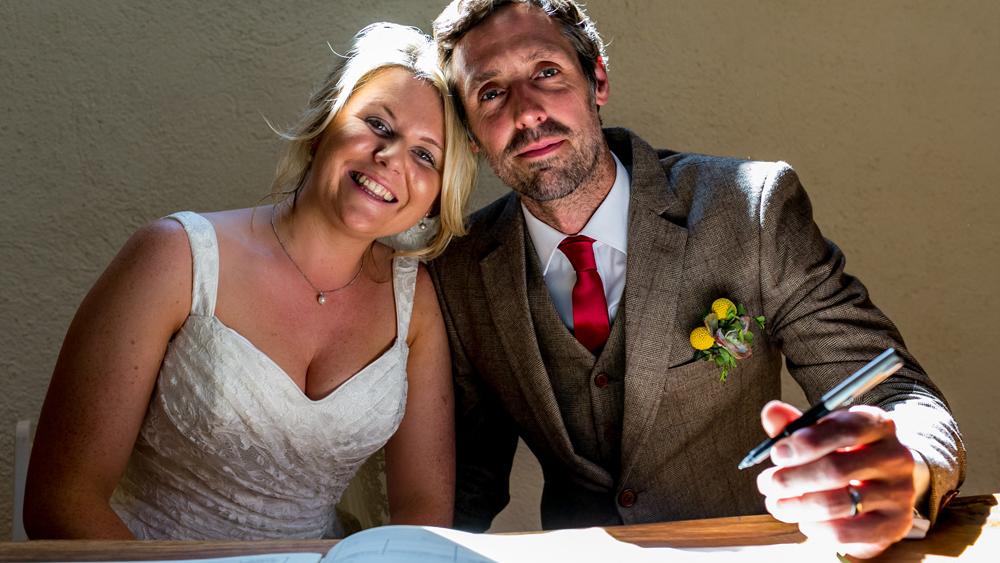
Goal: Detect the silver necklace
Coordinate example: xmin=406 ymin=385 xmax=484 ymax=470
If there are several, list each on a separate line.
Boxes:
xmin=270 ymin=208 xmax=364 ymax=305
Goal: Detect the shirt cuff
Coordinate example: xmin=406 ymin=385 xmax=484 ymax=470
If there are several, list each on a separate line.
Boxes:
xmin=905 ymin=448 xmax=932 ymax=539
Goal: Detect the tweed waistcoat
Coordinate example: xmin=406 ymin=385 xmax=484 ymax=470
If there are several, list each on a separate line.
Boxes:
xmin=525 ymin=236 xmax=627 ymax=477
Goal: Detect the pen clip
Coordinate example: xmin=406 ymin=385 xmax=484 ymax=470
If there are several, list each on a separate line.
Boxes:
xmin=821 ymin=348 xmax=904 ymax=410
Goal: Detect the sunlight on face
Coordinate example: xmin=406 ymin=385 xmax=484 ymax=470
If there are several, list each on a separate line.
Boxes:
xmin=307 ymin=67 xmax=445 ymax=237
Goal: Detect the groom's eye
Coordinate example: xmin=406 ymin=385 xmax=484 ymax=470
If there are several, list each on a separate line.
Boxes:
xmin=480 ymin=88 xmax=504 ymax=103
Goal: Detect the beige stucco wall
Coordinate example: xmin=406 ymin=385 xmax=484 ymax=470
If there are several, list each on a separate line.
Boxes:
xmin=2 ymin=0 xmax=997 ymax=538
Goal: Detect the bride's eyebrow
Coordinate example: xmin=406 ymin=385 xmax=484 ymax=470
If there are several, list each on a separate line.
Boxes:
xmin=420 ymin=136 xmax=443 ymax=151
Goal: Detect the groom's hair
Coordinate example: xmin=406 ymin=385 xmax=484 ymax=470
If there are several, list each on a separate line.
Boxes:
xmin=433 ymin=0 xmax=608 ymax=92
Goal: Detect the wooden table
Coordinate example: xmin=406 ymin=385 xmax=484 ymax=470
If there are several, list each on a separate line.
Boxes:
xmin=2 ymin=495 xmax=996 ymax=562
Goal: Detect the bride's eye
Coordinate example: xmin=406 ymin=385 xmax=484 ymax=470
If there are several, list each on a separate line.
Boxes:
xmin=413 ymin=148 xmax=436 ymax=167
xmin=366 ymin=117 xmax=392 ymax=136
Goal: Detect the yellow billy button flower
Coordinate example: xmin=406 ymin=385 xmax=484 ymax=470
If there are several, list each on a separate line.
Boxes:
xmin=691 ymin=296 xmax=765 ymax=382
xmin=711 ymin=298 xmax=737 ymax=320
xmin=690 ymin=327 xmax=715 ymax=351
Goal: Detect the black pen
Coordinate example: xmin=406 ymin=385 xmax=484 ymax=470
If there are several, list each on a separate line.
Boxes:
xmin=737 ymin=348 xmax=904 ymax=470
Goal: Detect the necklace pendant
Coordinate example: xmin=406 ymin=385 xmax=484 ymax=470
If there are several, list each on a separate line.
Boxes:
xmin=317 ymin=292 xmax=327 ymax=305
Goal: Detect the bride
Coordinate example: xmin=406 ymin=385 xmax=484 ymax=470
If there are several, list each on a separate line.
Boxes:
xmin=24 ymin=23 xmax=476 ymax=539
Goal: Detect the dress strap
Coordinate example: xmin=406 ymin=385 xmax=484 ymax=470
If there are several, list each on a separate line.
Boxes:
xmin=164 ymin=211 xmax=219 ymax=316
xmin=392 ymin=256 xmax=420 ymax=343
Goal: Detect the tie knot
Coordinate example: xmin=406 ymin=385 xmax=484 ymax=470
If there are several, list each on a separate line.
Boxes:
xmin=558 ymin=235 xmax=598 ymax=272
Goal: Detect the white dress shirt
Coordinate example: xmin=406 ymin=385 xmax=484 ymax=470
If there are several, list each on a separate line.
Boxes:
xmin=523 ymin=153 xmax=630 ymax=331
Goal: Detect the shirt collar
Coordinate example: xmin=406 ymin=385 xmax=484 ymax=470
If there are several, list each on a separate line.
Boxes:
xmin=522 ymin=152 xmax=631 ymax=275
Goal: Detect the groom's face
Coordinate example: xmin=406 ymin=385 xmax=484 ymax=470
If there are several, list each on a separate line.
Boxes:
xmin=450 ymin=3 xmax=609 ymax=202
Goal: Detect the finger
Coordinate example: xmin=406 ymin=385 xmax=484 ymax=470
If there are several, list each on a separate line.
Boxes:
xmin=756 ymin=465 xmax=781 ymax=496
xmin=764 ymin=479 xmax=916 ymax=523
xmin=771 ymin=406 xmax=897 ymax=466
xmin=759 ymin=441 xmax=916 ymax=497
xmin=798 ymin=508 xmax=913 ymax=558
xmin=761 ymin=400 xmax=802 ymax=438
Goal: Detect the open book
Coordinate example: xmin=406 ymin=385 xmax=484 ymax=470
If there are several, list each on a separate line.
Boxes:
xmin=104 ymin=525 xmax=842 ymax=563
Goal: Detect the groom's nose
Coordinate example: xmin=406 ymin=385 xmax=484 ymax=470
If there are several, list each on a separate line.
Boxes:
xmin=511 ymin=82 xmax=548 ymax=130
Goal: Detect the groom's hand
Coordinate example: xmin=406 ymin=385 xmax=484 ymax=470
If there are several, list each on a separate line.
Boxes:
xmin=755 ymin=400 xmax=917 ymax=559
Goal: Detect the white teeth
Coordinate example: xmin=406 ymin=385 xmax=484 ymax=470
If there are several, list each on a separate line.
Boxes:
xmin=354 ymin=172 xmax=394 ymax=202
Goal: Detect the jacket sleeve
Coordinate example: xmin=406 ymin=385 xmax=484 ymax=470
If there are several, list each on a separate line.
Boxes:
xmin=756 ymin=162 xmax=966 ymax=523
xmin=428 ymin=260 xmax=520 ymax=532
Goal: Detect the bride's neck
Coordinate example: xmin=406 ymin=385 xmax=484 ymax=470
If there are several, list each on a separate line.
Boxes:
xmin=268 ymin=202 xmax=370 ymax=279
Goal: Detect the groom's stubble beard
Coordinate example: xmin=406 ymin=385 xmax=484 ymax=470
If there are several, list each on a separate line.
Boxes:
xmin=482 ymin=108 xmax=605 ymax=204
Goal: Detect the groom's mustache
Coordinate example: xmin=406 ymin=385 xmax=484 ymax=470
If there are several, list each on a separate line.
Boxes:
xmin=503 ymin=119 xmax=573 ymax=159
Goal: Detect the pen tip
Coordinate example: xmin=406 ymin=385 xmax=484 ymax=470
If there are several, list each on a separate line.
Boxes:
xmin=737 ymin=458 xmax=752 ymax=470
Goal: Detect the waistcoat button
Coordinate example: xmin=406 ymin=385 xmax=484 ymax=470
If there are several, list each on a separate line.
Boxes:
xmin=594 ymin=372 xmax=610 ymax=388
xmin=618 ymin=488 xmax=637 ymax=508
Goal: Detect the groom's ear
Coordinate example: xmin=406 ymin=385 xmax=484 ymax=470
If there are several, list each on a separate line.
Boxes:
xmin=465 ymin=131 xmax=479 ymax=153
xmin=593 ymin=56 xmax=610 ymax=108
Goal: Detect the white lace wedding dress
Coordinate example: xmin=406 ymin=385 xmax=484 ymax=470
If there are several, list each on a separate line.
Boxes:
xmin=109 ymin=211 xmax=415 ymax=539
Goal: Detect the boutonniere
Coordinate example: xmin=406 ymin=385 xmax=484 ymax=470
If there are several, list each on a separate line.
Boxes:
xmin=689 ymin=298 xmax=766 ymax=381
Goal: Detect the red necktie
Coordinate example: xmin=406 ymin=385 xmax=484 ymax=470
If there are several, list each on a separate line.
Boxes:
xmin=558 ymin=235 xmax=610 ymax=354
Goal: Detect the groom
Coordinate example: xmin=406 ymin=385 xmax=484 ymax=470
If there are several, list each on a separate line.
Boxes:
xmin=427 ymin=0 xmax=964 ymax=557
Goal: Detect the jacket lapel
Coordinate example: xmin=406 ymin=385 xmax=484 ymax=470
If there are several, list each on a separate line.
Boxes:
xmin=479 ymin=195 xmax=578 ymax=463
xmin=609 ymin=130 xmax=691 ymax=481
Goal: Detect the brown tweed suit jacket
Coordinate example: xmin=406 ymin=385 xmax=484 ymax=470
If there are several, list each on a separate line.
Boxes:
xmin=429 ymin=128 xmax=965 ymax=531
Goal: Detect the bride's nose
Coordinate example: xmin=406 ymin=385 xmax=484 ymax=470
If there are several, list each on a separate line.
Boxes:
xmin=374 ymin=141 xmax=404 ymax=174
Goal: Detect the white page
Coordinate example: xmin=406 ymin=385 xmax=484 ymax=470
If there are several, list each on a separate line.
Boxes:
xmin=75 ymin=527 xmax=843 ymax=563
xmin=81 ymin=553 xmax=322 ymax=563
xmin=325 ymin=526 xmax=843 ymax=562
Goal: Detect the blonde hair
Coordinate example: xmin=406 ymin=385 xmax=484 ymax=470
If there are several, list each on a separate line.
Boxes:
xmin=270 ymin=23 xmax=477 ymax=259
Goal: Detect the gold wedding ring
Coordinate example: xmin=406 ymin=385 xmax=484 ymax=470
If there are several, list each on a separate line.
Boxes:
xmin=847 ymin=484 xmax=863 ymax=518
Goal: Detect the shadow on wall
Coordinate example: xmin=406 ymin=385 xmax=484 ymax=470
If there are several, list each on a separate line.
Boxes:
xmin=488 ymin=439 xmax=543 ymax=533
